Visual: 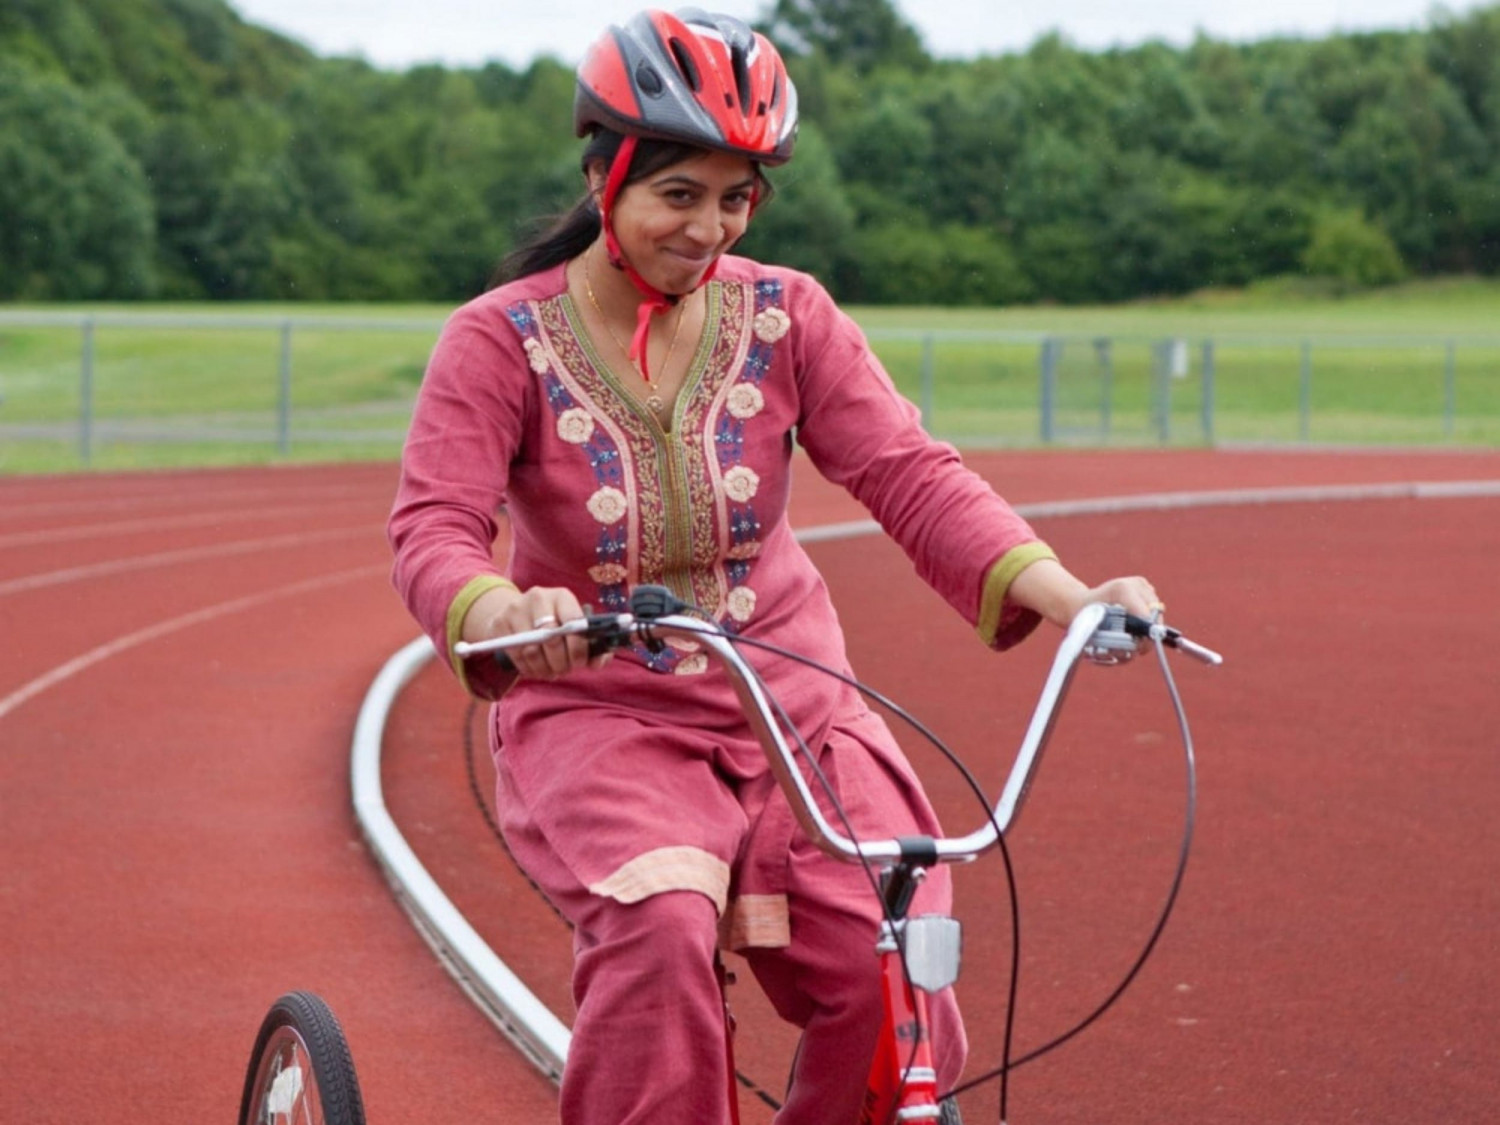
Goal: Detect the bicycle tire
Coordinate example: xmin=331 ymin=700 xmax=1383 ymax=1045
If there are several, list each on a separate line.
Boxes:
xmin=238 ymin=991 xmax=366 ymax=1125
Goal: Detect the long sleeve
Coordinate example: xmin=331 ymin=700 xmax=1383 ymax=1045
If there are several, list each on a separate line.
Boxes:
xmin=388 ymin=296 xmax=535 ymax=695
xmin=786 ymin=276 xmax=1052 ymax=649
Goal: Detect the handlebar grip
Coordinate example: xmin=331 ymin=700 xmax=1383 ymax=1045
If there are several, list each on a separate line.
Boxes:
xmin=1122 ymin=612 xmax=1224 ymax=666
xmin=486 ymin=613 xmax=632 ymax=671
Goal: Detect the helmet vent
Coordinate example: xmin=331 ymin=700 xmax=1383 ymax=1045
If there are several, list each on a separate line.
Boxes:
xmin=635 ymin=61 xmax=664 ymax=97
xmin=731 ymin=45 xmax=752 ymax=116
xmin=667 ymin=38 xmax=702 ymax=92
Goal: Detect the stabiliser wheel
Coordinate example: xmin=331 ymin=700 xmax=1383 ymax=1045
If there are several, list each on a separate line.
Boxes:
xmin=238 ymin=991 xmax=366 ymax=1125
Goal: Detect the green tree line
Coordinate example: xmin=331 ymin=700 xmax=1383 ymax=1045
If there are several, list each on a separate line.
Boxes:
xmin=3 ymin=0 xmax=1499 ymax=304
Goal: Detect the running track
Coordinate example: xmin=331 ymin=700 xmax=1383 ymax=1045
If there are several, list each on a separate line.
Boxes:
xmin=3 ymin=450 xmax=1497 ymax=1124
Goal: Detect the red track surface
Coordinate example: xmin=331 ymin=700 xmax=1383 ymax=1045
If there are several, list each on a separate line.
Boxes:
xmin=3 ymin=450 xmax=1497 ymax=1124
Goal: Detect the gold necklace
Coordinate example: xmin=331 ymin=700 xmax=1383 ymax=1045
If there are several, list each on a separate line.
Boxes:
xmin=582 ymin=250 xmax=686 ymax=417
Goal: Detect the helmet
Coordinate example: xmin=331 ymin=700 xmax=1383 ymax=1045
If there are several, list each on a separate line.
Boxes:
xmin=574 ymin=7 xmax=798 ymax=166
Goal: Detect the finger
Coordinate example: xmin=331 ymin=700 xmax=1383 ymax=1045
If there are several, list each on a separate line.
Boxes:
xmin=1107 ymin=577 xmax=1160 ymax=619
xmin=553 ymin=591 xmax=592 ymax=670
xmin=507 ymin=596 xmax=562 ymax=679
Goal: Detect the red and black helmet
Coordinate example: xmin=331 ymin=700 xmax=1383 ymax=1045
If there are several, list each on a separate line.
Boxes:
xmin=575 ymin=7 xmax=798 ymax=165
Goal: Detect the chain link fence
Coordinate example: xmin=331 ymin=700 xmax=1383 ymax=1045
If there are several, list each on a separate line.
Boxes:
xmin=2 ymin=311 xmax=1497 ymax=471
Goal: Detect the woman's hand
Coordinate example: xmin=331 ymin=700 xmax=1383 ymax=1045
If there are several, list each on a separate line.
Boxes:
xmin=1078 ymin=575 xmax=1164 ymax=620
xmin=460 ymin=583 xmax=610 ymax=680
xmin=1008 ymin=558 xmax=1164 ymax=628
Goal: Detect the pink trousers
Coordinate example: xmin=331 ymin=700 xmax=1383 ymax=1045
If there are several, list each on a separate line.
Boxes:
xmin=501 ymin=743 xmax=969 ymax=1125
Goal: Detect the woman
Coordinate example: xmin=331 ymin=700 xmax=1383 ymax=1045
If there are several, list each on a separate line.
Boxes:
xmin=389 ymin=9 xmax=1163 ymax=1124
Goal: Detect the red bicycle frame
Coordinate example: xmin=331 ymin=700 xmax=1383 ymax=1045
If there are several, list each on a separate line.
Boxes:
xmin=862 ymin=937 xmax=942 ymax=1124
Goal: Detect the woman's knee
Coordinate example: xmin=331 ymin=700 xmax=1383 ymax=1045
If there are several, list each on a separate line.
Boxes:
xmin=574 ymin=890 xmax=721 ymax=993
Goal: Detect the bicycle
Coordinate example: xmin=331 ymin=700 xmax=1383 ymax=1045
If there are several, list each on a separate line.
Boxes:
xmin=455 ymin=585 xmax=1221 ymax=1124
xmin=238 ymin=990 xmax=366 ymax=1125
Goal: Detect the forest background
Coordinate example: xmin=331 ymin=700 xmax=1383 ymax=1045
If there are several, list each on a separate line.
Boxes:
xmin=3 ymin=0 xmax=1500 ymax=308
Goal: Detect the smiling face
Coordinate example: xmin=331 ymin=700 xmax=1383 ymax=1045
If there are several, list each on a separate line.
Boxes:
xmin=593 ymin=149 xmax=759 ymax=297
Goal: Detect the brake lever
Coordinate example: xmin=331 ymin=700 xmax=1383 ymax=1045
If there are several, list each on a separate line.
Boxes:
xmin=1087 ymin=606 xmax=1224 ymax=667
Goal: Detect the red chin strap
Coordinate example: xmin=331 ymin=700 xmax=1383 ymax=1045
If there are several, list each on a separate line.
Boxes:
xmin=599 ymin=135 xmax=728 ymax=386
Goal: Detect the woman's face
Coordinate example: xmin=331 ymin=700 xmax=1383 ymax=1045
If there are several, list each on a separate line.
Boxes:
xmin=599 ymin=150 xmax=758 ymax=295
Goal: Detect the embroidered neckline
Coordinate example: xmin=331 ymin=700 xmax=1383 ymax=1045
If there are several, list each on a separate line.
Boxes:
xmin=563 ymin=283 xmax=724 ymax=436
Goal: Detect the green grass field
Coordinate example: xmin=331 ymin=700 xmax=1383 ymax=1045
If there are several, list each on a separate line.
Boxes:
xmin=3 ymin=277 xmax=1499 ymax=473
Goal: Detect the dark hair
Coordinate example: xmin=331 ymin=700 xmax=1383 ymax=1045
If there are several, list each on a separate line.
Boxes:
xmin=491 ymin=128 xmax=773 ymax=287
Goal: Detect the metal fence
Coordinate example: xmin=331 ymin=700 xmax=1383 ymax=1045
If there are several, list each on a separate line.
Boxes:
xmin=2 ymin=311 xmax=1498 ymax=471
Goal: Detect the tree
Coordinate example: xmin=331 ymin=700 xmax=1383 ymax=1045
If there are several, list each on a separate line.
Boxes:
xmin=1301 ymin=208 xmax=1407 ymax=288
xmin=761 ymin=0 xmax=928 ymax=73
xmin=847 ymin=219 xmax=1033 ymax=305
xmin=735 ymin=122 xmax=856 ymax=282
xmin=0 ymin=63 xmax=155 ymax=298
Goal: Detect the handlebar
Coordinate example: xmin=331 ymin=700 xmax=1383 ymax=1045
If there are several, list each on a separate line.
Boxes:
xmin=453 ymin=587 xmax=1221 ymax=867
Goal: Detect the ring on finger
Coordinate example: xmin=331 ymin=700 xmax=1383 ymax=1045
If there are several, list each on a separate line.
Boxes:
xmin=532 ymin=614 xmax=559 ymax=628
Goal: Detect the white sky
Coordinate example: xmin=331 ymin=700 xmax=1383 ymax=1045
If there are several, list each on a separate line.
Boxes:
xmin=227 ymin=0 xmax=1490 ymax=70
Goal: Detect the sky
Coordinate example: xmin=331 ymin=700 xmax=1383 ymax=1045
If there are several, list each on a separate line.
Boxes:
xmin=227 ymin=0 xmax=1489 ymax=71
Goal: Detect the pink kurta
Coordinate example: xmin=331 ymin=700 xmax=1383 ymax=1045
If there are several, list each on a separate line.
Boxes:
xmin=389 ymin=255 xmax=1054 ymax=1123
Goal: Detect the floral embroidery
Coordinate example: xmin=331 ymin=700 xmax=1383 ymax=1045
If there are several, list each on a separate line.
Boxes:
xmin=587 ymin=486 xmax=629 ymax=525
xmin=753 ymin=307 xmax=791 ymax=343
xmin=726 ymin=586 xmax=757 ymax=623
xmin=723 ymin=465 xmax=760 ymax=503
xmin=557 ymin=407 xmax=595 ymax=444
xmin=524 ymin=337 xmax=550 ymax=374
xmin=589 ymin=562 xmax=629 ymax=585
xmin=674 ymin=654 xmax=709 ymax=676
xmin=727 ymin=383 xmax=765 ymax=419
xmin=666 ymin=636 xmax=702 ymax=653
xmin=506 ymin=301 xmax=631 ymax=621
xmin=726 ymin=541 xmax=761 ymax=560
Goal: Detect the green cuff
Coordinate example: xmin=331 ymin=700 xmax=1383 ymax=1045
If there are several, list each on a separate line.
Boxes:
xmin=446 ymin=574 xmax=519 ymax=689
xmin=976 ymin=542 xmax=1058 ymax=646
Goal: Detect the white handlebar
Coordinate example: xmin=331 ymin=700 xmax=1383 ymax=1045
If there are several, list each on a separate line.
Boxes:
xmin=454 ymin=600 xmax=1219 ymax=866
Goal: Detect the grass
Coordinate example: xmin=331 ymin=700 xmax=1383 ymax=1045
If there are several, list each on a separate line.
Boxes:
xmin=3 ymin=277 xmax=1499 ymax=474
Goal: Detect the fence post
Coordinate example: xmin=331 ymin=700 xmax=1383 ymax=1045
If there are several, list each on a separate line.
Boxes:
xmin=1039 ymin=337 xmax=1058 ymax=444
xmin=278 ymin=319 xmax=293 ymax=456
xmin=1094 ymin=337 xmax=1113 ymax=441
xmin=1299 ymin=340 xmax=1313 ymax=443
xmin=919 ymin=333 xmax=935 ymax=432
xmin=79 ymin=317 xmax=95 ymax=466
xmin=1152 ymin=340 xmax=1172 ymax=444
xmin=1443 ymin=339 xmax=1456 ymax=441
xmin=1201 ymin=339 xmax=1216 ymax=446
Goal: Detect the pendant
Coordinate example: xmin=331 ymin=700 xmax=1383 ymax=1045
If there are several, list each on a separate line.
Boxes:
xmin=646 ymin=392 xmax=665 ymax=415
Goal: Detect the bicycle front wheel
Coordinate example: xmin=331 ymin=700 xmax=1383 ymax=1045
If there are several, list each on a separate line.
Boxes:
xmin=238 ymin=991 xmax=366 ymax=1125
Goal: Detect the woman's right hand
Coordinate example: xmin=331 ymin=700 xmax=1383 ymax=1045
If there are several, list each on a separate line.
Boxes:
xmin=460 ymin=583 xmax=609 ymax=680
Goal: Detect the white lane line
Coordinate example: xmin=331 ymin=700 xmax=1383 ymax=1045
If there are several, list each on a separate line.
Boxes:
xmin=349 ymin=476 xmax=1500 ymax=1085
xmin=795 ymin=479 xmax=1500 ymax=544
xmin=1015 ymin=479 xmax=1500 ymax=517
xmin=0 ymin=503 xmax=385 ymax=549
xmin=0 ymin=525 xmax=380 ymax=597
xmin=0 ymin=564 xmax=386 ymax=722
xmin=0 ymin=484 xmax=383 ymax=522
